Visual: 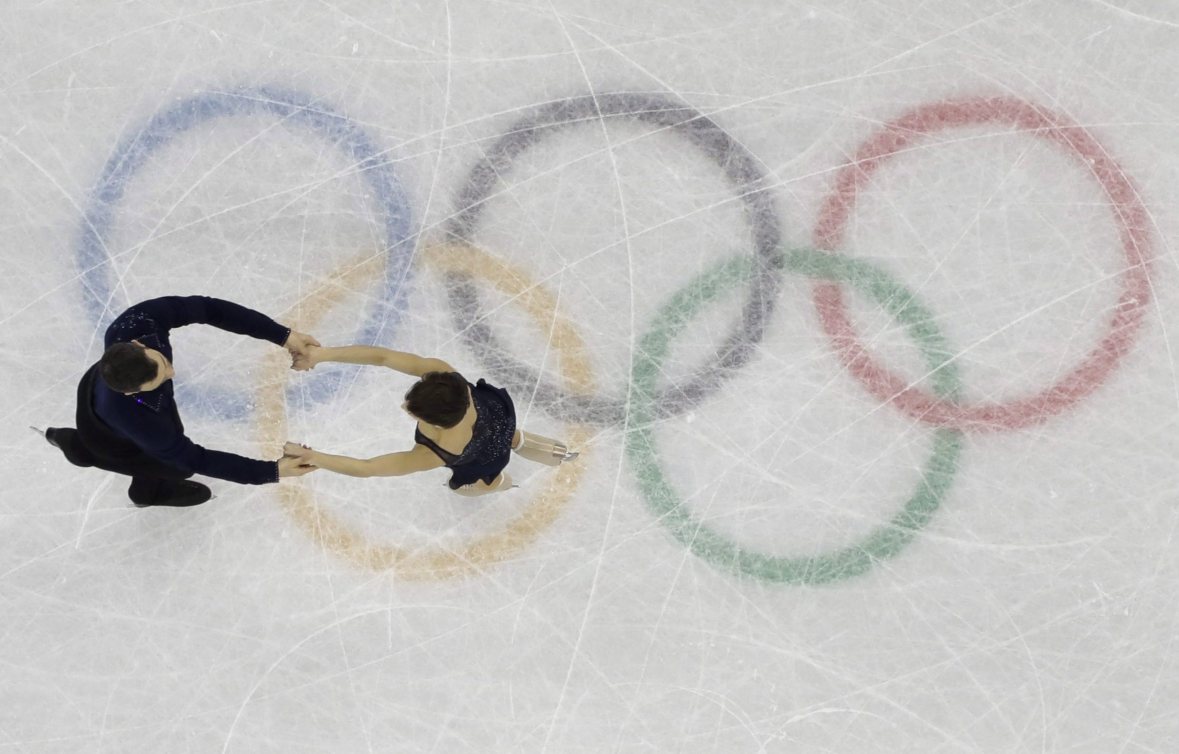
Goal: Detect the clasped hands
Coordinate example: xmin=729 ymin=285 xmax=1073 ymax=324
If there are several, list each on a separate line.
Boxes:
xmin=277 ymin=330 xmax=321 ymax=477
xmin=283 ymin=330 xmax=322 ymax=373
xmin=283 ymin=330 xmax=320 ymax=368
xmin=278 ymin=442 xmax=316 ymax=478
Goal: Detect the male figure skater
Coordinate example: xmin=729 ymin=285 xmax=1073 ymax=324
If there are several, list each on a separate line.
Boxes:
xmin=39 ymin=295 xmax=318 ymax=507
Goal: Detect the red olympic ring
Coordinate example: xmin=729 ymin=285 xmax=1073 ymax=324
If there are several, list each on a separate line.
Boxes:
xmin=812 ymin=96 xmax=1153 ymax=432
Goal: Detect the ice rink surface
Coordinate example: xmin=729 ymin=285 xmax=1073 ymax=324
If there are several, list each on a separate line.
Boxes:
xmin=3 ymin=0 xmax=1179 ymax=751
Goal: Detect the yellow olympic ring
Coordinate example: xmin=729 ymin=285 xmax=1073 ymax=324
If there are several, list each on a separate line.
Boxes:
xmin=254 ymin=243 xmax=594 ymax=580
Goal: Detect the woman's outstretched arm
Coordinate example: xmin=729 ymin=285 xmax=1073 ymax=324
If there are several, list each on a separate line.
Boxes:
xmin=285 ymin=441 xmax=444 ymax=478
xmin=294 ymin=345 xmax=453 ymax=376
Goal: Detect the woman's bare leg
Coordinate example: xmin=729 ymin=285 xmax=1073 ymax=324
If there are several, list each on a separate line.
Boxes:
xmin=512 ymin=430 xmax=578 ymax=466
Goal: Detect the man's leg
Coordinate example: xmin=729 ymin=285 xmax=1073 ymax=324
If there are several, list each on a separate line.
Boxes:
xmin=41 ymin=427 xmax=97 ymax=468
xmin=127 ymin=476 xmax=212 ymax=508
xmin=41 ymin=427 xmax=210 ymax=507
xmin=122 ymin=455 xmax=210 ymax=508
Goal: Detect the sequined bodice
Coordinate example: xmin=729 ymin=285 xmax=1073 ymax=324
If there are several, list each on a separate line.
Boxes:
xmin=414 ymin=379 xmax=514 ymax=468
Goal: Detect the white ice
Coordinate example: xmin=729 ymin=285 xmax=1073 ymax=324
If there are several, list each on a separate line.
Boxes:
xmin=2 ymin=1 xmax=1179 ymax=751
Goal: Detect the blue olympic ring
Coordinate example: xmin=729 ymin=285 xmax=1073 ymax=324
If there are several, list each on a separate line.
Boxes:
xmin=75 ymin=86 xmax=415 ymax=420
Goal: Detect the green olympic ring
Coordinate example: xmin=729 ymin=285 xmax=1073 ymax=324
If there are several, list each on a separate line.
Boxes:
xmin=626 ymin=247 xmax=964 ymax=585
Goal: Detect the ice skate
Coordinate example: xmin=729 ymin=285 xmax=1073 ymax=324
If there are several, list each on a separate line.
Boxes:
xmin=31 ymin=426 xmax=61 ymax=450
xmin=452 ymin=472 xmax=515 ymax=497
xmin=512 ymin=431 xmax=579 ymax=467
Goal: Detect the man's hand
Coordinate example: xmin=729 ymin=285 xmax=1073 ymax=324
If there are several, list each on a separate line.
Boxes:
xmin=284 ymin=331 xmax=321 ymax=363
xmin=278 ymin=454 xmax=317 ymax=478
xmin=291 ymin=344 xmax=320 ymax=372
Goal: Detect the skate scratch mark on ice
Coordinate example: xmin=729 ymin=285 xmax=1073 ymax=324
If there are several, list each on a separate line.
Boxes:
xmin=16 ymin=0 xmax=276 ymax=84
xmin=221 ymin=607 xmax=391 ymax=754
xmin=1089 ymin=0 xmax=1179 ymax=29
xmin=74 ymin=475 xmax=114 ymax=549
xmin=535 ymin=5 xmax=628 ymax=751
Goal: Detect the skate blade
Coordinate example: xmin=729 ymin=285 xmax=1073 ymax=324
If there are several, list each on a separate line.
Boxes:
xmin=29 ymin=426 xmax=46 ymax=438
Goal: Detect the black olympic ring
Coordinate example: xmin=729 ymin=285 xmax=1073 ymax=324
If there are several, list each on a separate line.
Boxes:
xmin=442 ymin=92 xmax=782 ymax=425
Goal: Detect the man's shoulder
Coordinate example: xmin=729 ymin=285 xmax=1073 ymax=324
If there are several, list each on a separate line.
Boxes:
xmin=104 ymin=303 xmax=162 ymax=347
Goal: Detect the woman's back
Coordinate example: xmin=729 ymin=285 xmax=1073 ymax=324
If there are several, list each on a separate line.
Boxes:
xmin=414 ymin=379 xmax=516 ymax=488
xmin=413 ymin=385 xmax=476 ymax=461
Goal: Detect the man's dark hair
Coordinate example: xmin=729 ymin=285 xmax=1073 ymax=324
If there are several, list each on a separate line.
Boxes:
xmin=100 ymin=342 xmax=158 ymax=393
xmin=405 ymin=371 xmax=469 ymax=428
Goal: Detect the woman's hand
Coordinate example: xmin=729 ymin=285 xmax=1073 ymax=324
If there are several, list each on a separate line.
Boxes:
xmin=278 ymin=442 xmax=317 ymax=478
xmin=283 ymin=441 xmax=315 ymax=464
xmin=284 ymin=331 xmax=321 ymax=361
xmin=291 ymin=344 xmax=321 ymax=372
xmin=278 ymin=455 xmax=317 ymax=478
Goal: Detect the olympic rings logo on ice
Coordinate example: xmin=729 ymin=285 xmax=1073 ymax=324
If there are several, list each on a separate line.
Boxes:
xmin=75 ymin=87 xmax=1154 ymax=584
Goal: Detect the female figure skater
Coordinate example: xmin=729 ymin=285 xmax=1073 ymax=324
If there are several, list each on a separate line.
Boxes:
xmin=285 ymin=345 xmax=577 ymax=496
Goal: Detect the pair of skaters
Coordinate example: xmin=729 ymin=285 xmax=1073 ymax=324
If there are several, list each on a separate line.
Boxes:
xmin=42 ymin=296 xmax=576 ymax=507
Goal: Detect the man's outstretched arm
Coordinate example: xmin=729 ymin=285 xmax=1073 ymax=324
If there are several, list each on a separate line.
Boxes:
xmin=117 ymin=410 xmax=312 ymax=485
xmin=112 ymin=296 xmax=317 ymax=353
